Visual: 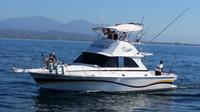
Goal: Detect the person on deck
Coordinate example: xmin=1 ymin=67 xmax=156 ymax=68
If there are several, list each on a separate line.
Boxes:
xmin=49 ymin=52 xmax=57 ymax=63
xmin=155 ymin=60 xmax=164 ymax=76
xmin=107 ymin=29 xmax=113 ymax=39
xmin=46 ymin=52 xmax=57 ymax=73
xmin=113 ymin=31 xmax=118 ymax=40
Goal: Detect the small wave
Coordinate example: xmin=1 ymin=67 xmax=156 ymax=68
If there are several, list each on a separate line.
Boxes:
xmin=89 ymin=108 xmax=116 ymax=112
xmin=0 ymin=103 xmax=16 ymax=110
xmin=0 ymin=80 xmax=36 ymax=86
xmin=83 ymin=90 xmax=102 ymax=93
xmin=149 ymin=93 xmax=200 ymax=97
xmin=0 ymin=69 xmax=5 ymax=72
xmin=0 ymin=92 xmax=13 ymax=97
xmin=178 ymin=83 xmax=200 ymax=89
xmin=10 ymin=80 xmax=36 ymax=85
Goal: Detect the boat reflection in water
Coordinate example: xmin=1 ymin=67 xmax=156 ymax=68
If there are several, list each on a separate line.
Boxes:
xmin=32 ymin=90 xmax=174 ymax=111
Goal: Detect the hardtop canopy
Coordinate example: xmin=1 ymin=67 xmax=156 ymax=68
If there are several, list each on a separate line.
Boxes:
xmin=92 ymin=23 xmax=143 ymax=32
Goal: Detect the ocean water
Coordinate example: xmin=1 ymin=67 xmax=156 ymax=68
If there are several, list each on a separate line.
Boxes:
xmin=0 ymin=38 xmax=200 ymax=112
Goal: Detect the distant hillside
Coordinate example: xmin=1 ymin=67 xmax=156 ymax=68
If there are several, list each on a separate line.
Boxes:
xmin=0 ymin=16 xmax=98 ymax=34
xmin=0 ymin=29 xmax=97 ymax=41
xmin=0 ymin=16 xmax=101 ymax=41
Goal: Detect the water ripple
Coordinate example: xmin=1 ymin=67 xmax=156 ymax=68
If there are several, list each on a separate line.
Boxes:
xmin=0 ymin=39 xmax=200 ymax=112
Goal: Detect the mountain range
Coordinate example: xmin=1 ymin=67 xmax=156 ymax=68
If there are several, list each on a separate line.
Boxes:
xmin=0 ymin=16 xmax=100 ymax=41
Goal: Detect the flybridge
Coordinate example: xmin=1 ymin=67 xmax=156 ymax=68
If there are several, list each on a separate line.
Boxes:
xmin=88 ymin=22 xmax=146 ymax=57
xmin=93 ymin=23 xmax=144 ymax=32
xmin=92 ymin=23 xmax=144 ymax=42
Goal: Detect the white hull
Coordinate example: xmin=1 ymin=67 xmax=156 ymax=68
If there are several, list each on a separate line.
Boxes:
xmin=38 ymin=81 xmax=176 ymax=92
xmin=30 ymin=73 xmax=177 ymax=92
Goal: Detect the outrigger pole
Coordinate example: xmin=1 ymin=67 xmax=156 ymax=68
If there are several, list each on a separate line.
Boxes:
xmin=137 ymin=26 xmax=150 ymax=42
xmin=151 ymin=8 xmax=189 ymax=42
xmin=134 ymin=16 xmax=144 ymax=42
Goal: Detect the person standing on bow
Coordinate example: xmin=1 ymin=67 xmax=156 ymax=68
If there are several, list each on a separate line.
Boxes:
xmin=45 ymin=52 xmax=57 ymax=73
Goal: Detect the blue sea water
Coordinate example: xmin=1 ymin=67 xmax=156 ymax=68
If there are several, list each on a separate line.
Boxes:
xmin=0 ymin=38 xmax=200 ymax=112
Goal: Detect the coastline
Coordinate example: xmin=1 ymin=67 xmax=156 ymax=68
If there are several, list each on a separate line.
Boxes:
xmin=0 ymin=36 xmax=93 ymax=44
xmin=1 ymin=36 xmax=200 ymax=47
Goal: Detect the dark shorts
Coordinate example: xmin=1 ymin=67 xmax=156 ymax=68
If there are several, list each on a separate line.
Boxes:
xmin=155 ymin=71 xmax=161 ymax=76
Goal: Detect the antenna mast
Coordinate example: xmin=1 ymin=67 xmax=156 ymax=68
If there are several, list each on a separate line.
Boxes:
xmin=100 ymin=6 xmax=106 ymax=27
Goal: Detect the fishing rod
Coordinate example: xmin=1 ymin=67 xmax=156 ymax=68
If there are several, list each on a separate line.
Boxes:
xmin=41 ymin=52 xmax=45 ymax=67
xmin=168 ymin=53 xmax=176 ymax=75
xmin=151 ymin=8 xmax=189 ymax=42
xmin=41 ymin=52 xmax=45 ymax=62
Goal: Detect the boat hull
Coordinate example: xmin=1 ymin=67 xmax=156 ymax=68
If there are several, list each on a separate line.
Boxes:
xmin=30 ymin=73 xmax=177 ymax=92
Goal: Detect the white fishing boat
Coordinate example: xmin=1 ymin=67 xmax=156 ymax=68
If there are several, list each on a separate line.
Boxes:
xmin=13 ymin=22 xmax=177 ymax=92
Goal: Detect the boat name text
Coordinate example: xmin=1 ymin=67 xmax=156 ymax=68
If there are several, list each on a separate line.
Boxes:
xmin=122 ymin=47 xmax=132 ymax=52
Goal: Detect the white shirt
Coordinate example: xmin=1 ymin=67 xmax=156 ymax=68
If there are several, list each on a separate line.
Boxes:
xmin=155 ymin=63 xmax=163 ymax=72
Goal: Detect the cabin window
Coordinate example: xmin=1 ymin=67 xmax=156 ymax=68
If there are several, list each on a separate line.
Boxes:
xmin=73 ymin=52 xmax=118 ymax=67
xmin=118 ymin=57 xmax=124 ymax=67
xmin=118 ymin=57 xmax=139 ymax=68
xmin=74 ymin=52 xmax=139 ymax=68
xmin=124 ymin=57 xmax=139 ymax=67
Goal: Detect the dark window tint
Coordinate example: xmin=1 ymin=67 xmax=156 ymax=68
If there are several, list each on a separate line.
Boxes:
xmin=73 ymin=52 xmax=118 ymax=67
xmin=124 ymin=57 xmax=139 ymax=67
xmin=74 ymin=52 xmax=139 ymax=68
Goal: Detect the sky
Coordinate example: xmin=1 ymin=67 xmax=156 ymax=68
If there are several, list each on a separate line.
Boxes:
xmin=0 ymin=0 xmax=200 ymax=44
